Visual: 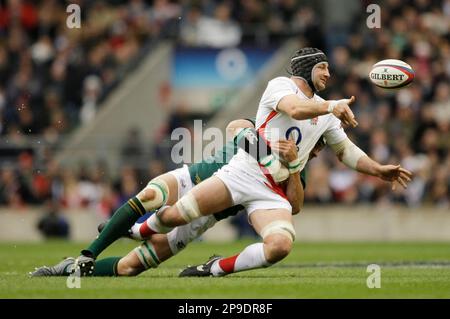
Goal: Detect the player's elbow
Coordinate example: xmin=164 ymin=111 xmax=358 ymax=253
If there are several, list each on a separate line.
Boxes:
xmin=292 ymin=202 xmax=303 ymax=215
xmin=292 ymin=108 xmax=308 ymax=120
xmin=278 ymin=96 xmax=309 ymax=120
xmin=282 ymin=104 xmax=304 ymax=120
xmin=289 ymin=197 xmax=303 ymax=215
xmin=330 ymin=139 xmax=367 ymax=170
xmin=288 ymin=190 xmax=304 ymax=215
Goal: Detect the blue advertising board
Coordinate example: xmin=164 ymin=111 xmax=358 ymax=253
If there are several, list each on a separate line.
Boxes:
xmin=173 ymin=47 xmax=277 ymax=88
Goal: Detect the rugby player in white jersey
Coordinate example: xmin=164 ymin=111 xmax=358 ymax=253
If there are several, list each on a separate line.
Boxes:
xmin=30 ymin=119 xmax=312 ymax=277
xmin=84 ymin=48 xmax=414 ymax=277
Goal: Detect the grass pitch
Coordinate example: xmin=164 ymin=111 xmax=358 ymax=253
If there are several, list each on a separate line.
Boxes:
xmin=1 ymin=240 xmax=450 ymax=298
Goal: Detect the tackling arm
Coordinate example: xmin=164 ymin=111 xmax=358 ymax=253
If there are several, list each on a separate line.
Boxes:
xmin=271 ymin=139 xmax=304 ymax=214
xmin=285 ymin=171 xmax=304 ymax=215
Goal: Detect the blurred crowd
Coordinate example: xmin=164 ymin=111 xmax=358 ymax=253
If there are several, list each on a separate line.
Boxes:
xmin=304 ymin=0 xmax=450 ymax=209
xmin=0 ymin=0 xmax=180 ymax=143
xmin=0 ymin=0 xmax=449 ymax=214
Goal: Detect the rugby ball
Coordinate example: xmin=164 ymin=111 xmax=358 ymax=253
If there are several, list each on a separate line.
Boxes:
xmin=369 ymin=59 xmax=415 ymax=89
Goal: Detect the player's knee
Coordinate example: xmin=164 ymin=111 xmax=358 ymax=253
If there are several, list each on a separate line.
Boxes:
xmin=175 ymin=193 xmax=202 ymax=223
xmin=136 ymin=179 xmax=169 ymax=211
xmin=260 ymin=220 xmax=295 ymax=263
xmin=157 ymin=206 xmax=180 ymax=226
xmin=137 ymin=188 xmax=156 ymax=202
xmin=117 ymin=256 xmax=144 ymax=276
xmin=264 ymin=234 xmax=293 ymax=263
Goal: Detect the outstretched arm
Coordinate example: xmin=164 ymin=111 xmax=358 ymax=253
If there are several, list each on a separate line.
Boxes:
xmin=355 ymin=157 xmax=412 ymax=190
xmin=329 ymin=137 xmax=413 ymax=189
xmin=277 ymin=95 xmax=358 ymax=127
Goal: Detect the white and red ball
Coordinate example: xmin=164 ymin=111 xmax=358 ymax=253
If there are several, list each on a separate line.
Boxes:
xmin=369 ymin=59 xmax=415 ymax=89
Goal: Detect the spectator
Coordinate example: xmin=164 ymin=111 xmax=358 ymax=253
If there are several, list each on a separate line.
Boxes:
xmin=196 ymin=2 xmax=242 ymax=48
xmin=120 ymin=127 xmax=144 ymax=167
xmin=0 ymin=0 xmax=448 ymax=210
xmin=37 ymin=200 xmax=70 ymax=239
xmin=179 ymin=5 xmax=202 ymax=46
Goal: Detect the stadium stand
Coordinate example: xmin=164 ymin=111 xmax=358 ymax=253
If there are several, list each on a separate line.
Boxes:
xmin=0 ymin=0 xmax=448 ymax=216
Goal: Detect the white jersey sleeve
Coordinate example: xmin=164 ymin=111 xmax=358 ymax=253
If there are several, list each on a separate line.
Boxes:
xmin=323 ymin=115 xmax=347 ymax=145
xmin=259 ymin=77 xmax=298 ymax=112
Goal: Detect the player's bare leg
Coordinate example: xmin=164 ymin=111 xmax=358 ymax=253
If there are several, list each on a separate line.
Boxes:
xmin=135 ymin=176 xmax=233 ymax=237
xmin=117 ymin=234 xmax=172 ymax=276
xmin=116 ymin=252 xmax=146 ymax=276
xmin=249 ymin=209 xmax=294 ymax=263
xmin=115 ymin=215 xmax=218 ymax=276
xmin=179 ymin=209 xmax=294 ymax=277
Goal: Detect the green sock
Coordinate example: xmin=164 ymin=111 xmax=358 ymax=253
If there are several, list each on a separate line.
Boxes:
xmin=83 ymin=197 xmax=146 ymax=258
xmin=91 ymin=257 xmax=121 ymax=276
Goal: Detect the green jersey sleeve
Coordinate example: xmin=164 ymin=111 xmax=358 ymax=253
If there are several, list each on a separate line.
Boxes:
xmin=188 ymin=128 xmax=249 ymax=185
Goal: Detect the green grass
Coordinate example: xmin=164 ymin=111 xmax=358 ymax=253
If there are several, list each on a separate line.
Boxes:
xmin=1 ymin=240 xmax=450 ymax=298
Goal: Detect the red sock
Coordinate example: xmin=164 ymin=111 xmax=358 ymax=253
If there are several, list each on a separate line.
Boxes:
xmin=218 ymin=254 xmax=239 ymax=273
xmin=139 ymin=222 xmax=157 ymax=238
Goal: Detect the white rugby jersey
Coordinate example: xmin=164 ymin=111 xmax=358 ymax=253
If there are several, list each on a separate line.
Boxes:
xmin=255 ymin=76 xmax=347 ymax=172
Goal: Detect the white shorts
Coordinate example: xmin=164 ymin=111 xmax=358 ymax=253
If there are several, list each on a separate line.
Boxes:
xmin=166 ymin=215 xmax=217 ymax=254
xmin=214 ymin=149 xmax=292 ymax=215
xmin=168 ymin=165 xmax=194 ymax=199
xmin=165 ymin=165 xmax=217 ymax=254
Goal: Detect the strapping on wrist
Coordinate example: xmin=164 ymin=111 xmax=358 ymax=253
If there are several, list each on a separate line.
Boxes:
xmin=288 ymin=158 xmax=301 ymax=174
xmin=327 ymin=100 xmax=338 ymax=113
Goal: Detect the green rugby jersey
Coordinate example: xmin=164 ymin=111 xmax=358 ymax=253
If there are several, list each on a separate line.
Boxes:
xmin=186 ymin=123 xmax=307 ymax=221
xmin=187 ymin=126 xmax=307 ymax=188
xmin=188 ymin=129 xmax=244 ymax=185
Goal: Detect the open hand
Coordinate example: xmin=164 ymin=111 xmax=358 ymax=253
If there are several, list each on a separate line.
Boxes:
xmin=377 ymin=164 xmax=413 ymax=190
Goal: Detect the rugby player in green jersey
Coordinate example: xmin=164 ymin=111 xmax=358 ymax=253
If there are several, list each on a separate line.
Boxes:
xmin=30 ymin=119 xmax=324 ymax=277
